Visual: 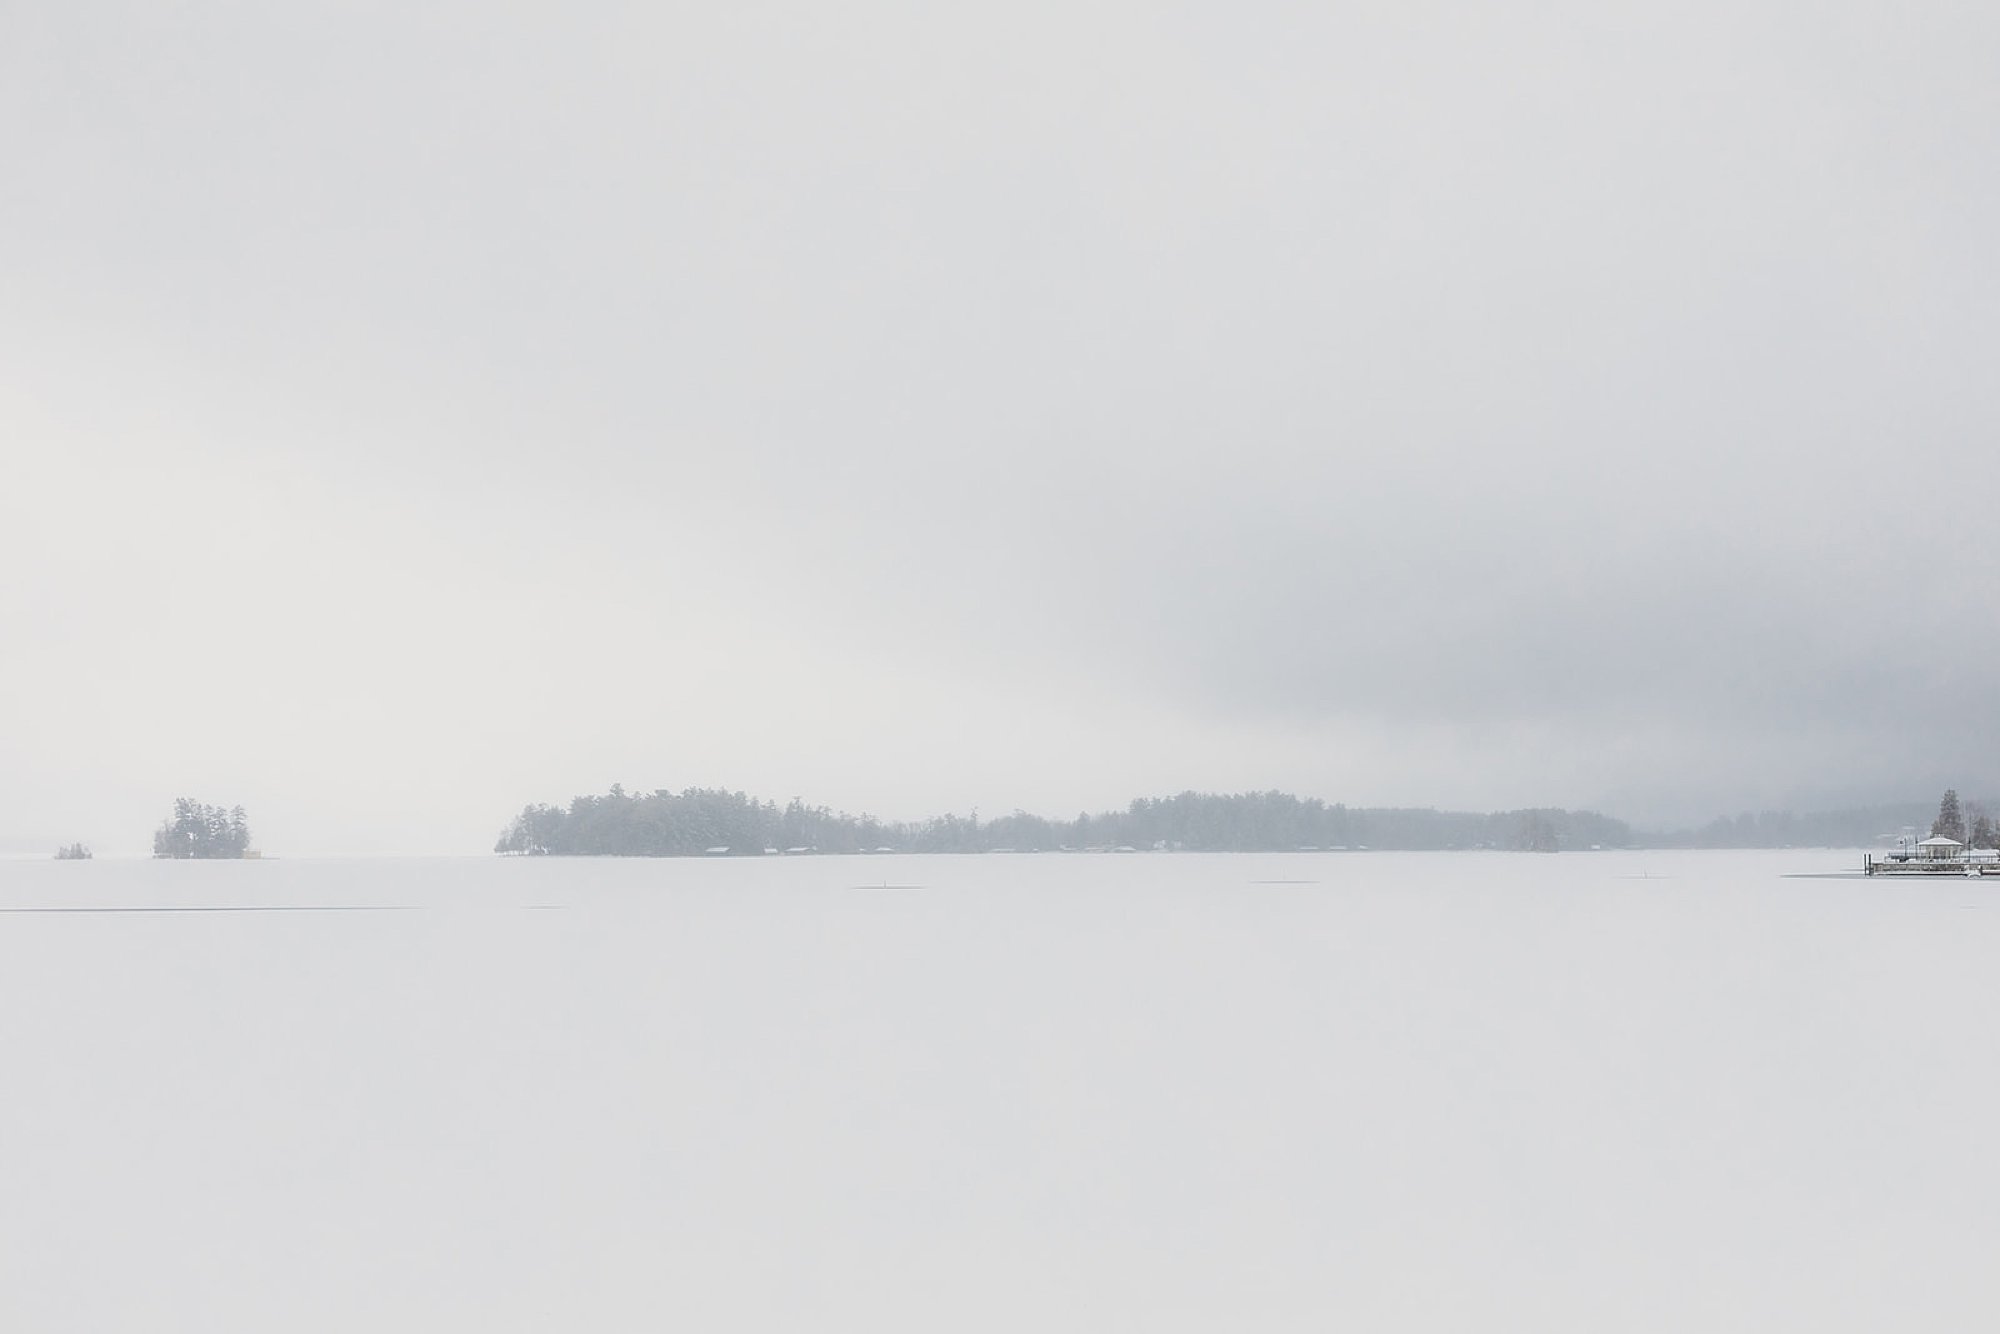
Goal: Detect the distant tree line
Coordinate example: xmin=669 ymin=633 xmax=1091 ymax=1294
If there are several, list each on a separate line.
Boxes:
xmin=1646 ymin=797 xmax=2000 ymax=850
xmin=153 ymin=798 xmax=251 ymax=859
xmin=1929 ymin=788 xmax=1997 ymax=847
xmin=494 ymin=786 xmax=1635 ymax=856
xmin=54 ymin=842 xmax=91 ymax=860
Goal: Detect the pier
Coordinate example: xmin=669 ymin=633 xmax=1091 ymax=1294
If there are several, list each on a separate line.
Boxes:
xmin=1863 ymin=836 xmax=2000 ymax=876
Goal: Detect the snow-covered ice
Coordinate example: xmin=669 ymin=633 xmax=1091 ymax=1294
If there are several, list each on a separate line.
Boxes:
xmin=2 ymin=850 xmax=1995 ymax=1331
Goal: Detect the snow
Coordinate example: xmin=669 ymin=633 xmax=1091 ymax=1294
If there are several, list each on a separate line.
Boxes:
xmin=2 ymin=850 xmax=1995 ymax=1331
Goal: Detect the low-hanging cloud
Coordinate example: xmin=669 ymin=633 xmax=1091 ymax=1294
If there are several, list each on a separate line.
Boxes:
xmin=4 ymin=0 xmax=1997 ymax=850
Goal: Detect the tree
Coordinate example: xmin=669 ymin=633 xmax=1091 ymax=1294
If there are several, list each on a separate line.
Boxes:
xmin=495 ymin=803 xmax=567 ymax=855
xmin=1512 ymin=810 xmax=1560 ymax=853
xmin=1931 ymin=789 xmax=1966 ymax=843
xmin=1970 ymin=803 xmax=1996 ymax=849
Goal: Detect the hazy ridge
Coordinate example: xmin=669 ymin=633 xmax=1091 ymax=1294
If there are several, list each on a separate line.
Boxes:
xmin=494 ymin=787 xmax=1955 ymax=857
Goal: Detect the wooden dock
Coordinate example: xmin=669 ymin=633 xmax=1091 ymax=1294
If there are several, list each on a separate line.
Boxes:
xmin=1863 ymin=852 xmax=2000 ymax=876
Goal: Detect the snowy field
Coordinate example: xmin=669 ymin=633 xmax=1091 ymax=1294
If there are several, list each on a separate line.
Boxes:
xmin=2 ymin=850 xmax=1995 ymax=1331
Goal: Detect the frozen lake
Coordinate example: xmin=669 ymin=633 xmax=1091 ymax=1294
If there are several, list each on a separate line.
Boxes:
xmin=3 ymin=850 xmax=1995 ymax=1331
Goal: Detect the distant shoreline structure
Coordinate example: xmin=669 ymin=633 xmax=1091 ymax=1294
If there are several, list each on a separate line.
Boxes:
xmin=1861 ymin=837 xmax=1999 ymax=876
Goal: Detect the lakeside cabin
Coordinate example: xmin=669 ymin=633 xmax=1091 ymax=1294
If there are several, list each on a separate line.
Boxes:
xmin=1863 ymin=835 xmax=2000 ymax=876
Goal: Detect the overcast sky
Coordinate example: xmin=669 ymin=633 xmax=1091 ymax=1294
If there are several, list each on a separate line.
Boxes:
xmin=4 ymin=1 xmax=1997 ymax=853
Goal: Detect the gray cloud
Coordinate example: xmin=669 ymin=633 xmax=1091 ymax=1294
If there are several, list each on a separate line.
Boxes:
xmin=5 ymin=1 xmax=1998 ymax=850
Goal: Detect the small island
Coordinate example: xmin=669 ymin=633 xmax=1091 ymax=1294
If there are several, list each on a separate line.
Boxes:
xmin=152 ymin=798 xmax=255 ymax=859
xmin=54 ymin=842 xmax=92 ymax=860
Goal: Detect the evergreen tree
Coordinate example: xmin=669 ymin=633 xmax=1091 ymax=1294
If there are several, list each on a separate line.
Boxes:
xmin=1931 ymin=789 xmax=1966 ymax=842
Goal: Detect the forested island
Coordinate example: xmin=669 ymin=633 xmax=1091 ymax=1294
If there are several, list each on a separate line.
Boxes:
xmin=494 ymin=787 xmax=1630 ymax=856
xmin=153 ymin=798 xmax=253 ymax=859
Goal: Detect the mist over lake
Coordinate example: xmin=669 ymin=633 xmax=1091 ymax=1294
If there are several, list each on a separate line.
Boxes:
xmin=9 ymin=0 xmax=2000 ymax=852
xmin=5 ymin=850 xmax=1993 ymax=1331
xmin=8 ymin=0 xmax=1997 ymax=1327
